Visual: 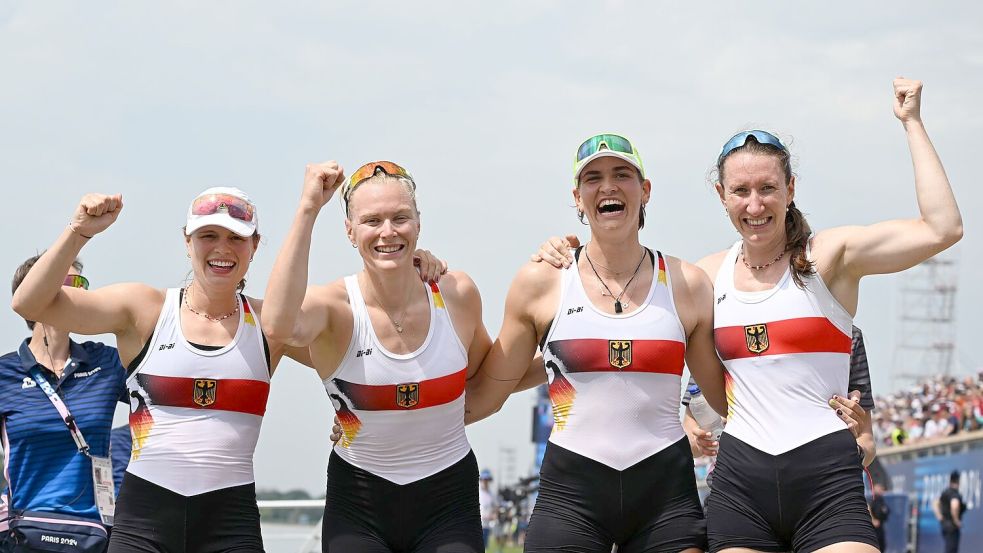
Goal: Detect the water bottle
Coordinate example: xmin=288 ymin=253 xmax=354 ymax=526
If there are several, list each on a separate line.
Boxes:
xmin=688 ymin=385 xmax=724 ymax=442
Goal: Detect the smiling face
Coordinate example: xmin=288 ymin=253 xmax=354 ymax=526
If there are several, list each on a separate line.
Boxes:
xmin=345 ymin=177 xmax=421 ymax=271
xmin=185 ymin=226 xmax=258 ymax=291
xmin=716 ymin=151 xmax=795 ymax=246
xmin=573 ymin=156 xmax=651 ymax=234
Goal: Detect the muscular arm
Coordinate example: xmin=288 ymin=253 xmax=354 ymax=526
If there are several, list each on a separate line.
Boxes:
xmin=514 ymin=355 xmax=548 ymax=392
xmin=675 ymin=260 xmax=727 ymax=417
xmin=818 ymin=80 xmax=961 ymax=299
xmin=438 ymin=272 xmax=492 ymax=382
xmin=12 ymin=194 xmax=161 ymax=359
xmin=465 ymin=262 xmax=557 ymax=424
xmin=262 ymin=205 xmax=333 ymax=348
xmin=262 ymin=164 xmax=344 ymax=347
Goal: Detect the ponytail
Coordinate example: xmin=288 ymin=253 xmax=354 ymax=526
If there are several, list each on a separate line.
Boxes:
xmin=785 ymin=201 xmax=815 ymax=288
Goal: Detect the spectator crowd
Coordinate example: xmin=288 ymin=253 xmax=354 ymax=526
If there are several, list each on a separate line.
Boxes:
xmin=874 ymin=371 xmax=983 ymax=447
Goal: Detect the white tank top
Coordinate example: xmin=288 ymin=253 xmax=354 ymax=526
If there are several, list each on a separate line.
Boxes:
xmin=713 ymin=240 xmax=853 ymax=455
xmin=325 ymin=276 xmax=470 ymax=485
xmin=542 ymin=249 xmax=687 ymax=470
xmin=126 ymin=288 xmax=270 ymax=496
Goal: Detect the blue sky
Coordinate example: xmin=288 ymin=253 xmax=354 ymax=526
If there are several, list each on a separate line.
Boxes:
xmin=1 ymin=2 xmax=980 ymax=493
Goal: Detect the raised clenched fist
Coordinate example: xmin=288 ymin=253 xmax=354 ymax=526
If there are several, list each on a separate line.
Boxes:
xmin=893 ymin=77 xmax=923 ymax=124
xmin=302 ymin=161 xmax=346 ymax=212
xmin=69 ymin=193 xmax=123 ymax=238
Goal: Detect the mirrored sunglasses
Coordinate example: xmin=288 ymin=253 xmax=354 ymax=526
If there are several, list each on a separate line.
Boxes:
xmin=576 ymin=134 xmax=637 ymax=162
xmin=63 ymin=275 xmax=89 ymax=290
xmin=191 ymin=194 xmax=255 ymax=222
xmin=718 ymin=130 xmax=787 ymax=161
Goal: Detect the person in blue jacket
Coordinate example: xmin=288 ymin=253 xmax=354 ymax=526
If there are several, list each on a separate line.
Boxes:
xmin=0 ymin=255 xmax=126 ymax=550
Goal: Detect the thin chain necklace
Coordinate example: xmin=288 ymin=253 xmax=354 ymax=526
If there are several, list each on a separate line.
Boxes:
xmin=587 ymin=256 xmax=632 ymax=276
xmin=184 ymin=283 xmax=239 ymax=322
xmin=372 ymin=281 xmax=415 ymax=334
xmin=741 ymin=245 xmax=786 ymax=271
xmin=584 ymin=246 xmax=647 ymax=314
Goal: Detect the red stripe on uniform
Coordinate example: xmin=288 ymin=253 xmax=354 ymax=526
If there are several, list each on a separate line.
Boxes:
xmin=136 ymin=374 xmax=269 ymax=416
xmin=548 ymin=339 xmax=684 ymax=375
xmin=714 ymin=317 xmax=851 ymax=361
xmin=333 ymin=368 xmax=466 ymax=411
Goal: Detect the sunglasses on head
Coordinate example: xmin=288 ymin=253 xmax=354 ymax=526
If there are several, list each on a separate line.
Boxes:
xmin=191 ymin=194 xmax=255 ymax=222
xmin=64 ymin=275 xmax=89 ymax=290
xmin=342 ymin=161 xmax=416 ymax=214
xmin=718 ymin=130 xmax=787 ymax=161
xmin=576 ymin=134 xmax=638 ymax=162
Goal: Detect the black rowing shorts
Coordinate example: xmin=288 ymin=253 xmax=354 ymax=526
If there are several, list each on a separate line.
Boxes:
xmin=109 ymin=472 xmax=264 ymax=553
xmin=525 ymin=438 xmax=706 ymax=553
xmin=322 ymin=449 xmax=482 ymax=553
xmin=706 ymin=429 xmax=878 ymax=553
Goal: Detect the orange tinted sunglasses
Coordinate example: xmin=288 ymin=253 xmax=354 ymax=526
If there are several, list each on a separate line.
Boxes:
xmin=342 ymin=161 xmax=415 ymax=215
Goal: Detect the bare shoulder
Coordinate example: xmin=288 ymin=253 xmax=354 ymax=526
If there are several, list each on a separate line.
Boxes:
xmin=436 ymin=270 xmax=479 ymax=295
xmin=810 ymin=226 xmax=858 ymax=262
xmin=435 ymin=271 xmax=480 ymax=304
xmin=319 ymin=278 xmax=352 ymax=304
xmin=507 ymin=261 xmax=563 ymax=332
xmin=667 ymin=256 xmax=712 ymax=291
xmin=511 ymin=260 xmax=562 ymax=293
xmin=316 ymin=278 xmax=355 ymax=325
xmin=665 ymin=255 xmax=713 ymax=313
xmin=695 ymin=249 xmax=729 ymax=281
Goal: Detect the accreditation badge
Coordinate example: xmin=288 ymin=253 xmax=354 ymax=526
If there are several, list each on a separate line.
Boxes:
xmin=90 ymin=455 xmax=116 ymax=525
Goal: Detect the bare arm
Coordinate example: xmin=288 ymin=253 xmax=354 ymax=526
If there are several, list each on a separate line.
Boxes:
xmin=262 ymin=162 xmax=344 ymax=347
xmin=856 ymin=408 xmax=876 ymax=466
xmin=676 ymin=261 xmax=727 ymax=417
xmin=11 ymin=194 xmax=161 ymax=357
xmin=440 ymin=272 xmax=492 ymax=381
xmin=465 ymin=262 xmax=556 ymax=423
xmin=821 ymin=79 xmax=961 ymax=283
xmin=514 ymin=355 xmax=548 ymax=392
xmin=951 ymin=497 xmax=962 ymax=527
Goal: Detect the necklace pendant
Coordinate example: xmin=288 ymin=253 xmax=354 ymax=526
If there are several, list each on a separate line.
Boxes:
xmin=614 ymin=301 xmax=623 ymax=314
xmin=394 ymin=322 xmax=404 ymax=333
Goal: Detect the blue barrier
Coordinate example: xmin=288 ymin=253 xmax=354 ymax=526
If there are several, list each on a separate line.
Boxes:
xmin=879 ymin=432 xmax=983 ymax=552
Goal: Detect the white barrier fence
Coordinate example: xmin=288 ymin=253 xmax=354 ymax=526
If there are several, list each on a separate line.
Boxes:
xmin=257 ymin=499 xmax=323 ymax=553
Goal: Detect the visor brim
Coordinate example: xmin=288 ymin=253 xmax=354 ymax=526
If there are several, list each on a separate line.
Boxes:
xmin=573 ymin=151 xmax=645 ymax=183
xmin=185 ymin=214 xmax=256 ymax=237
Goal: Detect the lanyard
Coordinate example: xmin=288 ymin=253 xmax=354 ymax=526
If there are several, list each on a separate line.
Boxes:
xmin=28 ymin=366 xmax=91 ymax=456
xmin=26 ymin=365 xmax=116 ymax=525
